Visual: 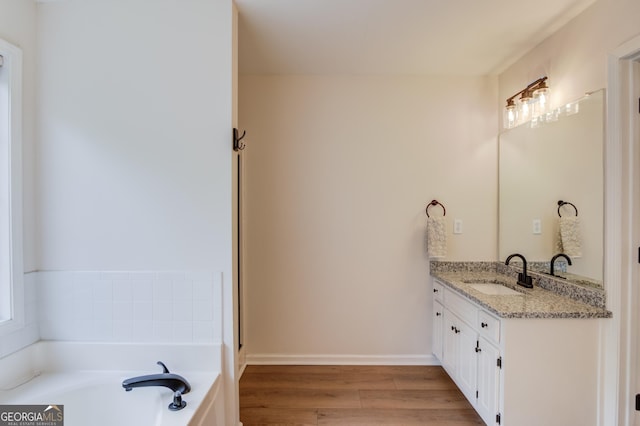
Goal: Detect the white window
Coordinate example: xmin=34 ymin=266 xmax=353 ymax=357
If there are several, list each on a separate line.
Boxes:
xmin=0 ymin=38 xmax=24 ymax=333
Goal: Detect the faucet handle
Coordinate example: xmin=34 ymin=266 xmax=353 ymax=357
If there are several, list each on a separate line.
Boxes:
xmin=169 ymin=391 xmax=187 ymax=411
xmin=157 ymin=361 xmax=170 ymax=374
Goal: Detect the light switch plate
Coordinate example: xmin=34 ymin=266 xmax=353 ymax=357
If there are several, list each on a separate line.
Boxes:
xmin=453 ymin=219 xmax=463 ymax=234
xmin=533 ymin=219 xmax=542 ymax=234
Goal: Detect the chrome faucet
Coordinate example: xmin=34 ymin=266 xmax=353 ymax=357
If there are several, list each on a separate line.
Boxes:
xmin=505 ymin=253 xmax=533 ymax=288
xmin=122 ymin=361 xmax=191 ymax=411
xmin=550 ymin=253 xmax=572 ymax=277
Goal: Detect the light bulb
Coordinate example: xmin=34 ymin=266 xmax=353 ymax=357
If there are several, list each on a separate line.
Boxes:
xmin=533 ymin=85 xmax=550 ymax=118
xmin=503 ymin=103 xmax=517 ymax=129
xmin=518 ymin=91 xmax=533 ymax=124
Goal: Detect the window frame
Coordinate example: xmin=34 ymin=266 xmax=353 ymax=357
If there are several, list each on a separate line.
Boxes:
xmin=0 ymin=37 xmax=24 ymax=334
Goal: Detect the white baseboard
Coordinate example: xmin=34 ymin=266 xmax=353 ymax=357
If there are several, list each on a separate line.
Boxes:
xmin=245 ymin=353 xmax=440 ymax=366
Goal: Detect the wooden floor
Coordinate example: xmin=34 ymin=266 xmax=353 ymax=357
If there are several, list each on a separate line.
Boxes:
xmin=239 ymin=365 xmax=484 ymax=425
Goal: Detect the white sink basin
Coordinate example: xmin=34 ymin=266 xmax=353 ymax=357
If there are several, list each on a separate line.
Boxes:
xmin=467 ymin=283 xmax=523 ymax=296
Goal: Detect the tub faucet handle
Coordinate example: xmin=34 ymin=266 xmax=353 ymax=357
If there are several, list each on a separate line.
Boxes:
xmin=169 ymin=391 xmax=187 ymax=411
xmin=157 ymin=361 xmax=170 ymax=374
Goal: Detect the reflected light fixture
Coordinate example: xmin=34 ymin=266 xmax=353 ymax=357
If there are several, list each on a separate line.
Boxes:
xmin=503 ymin=76 xmax=549 ymax=129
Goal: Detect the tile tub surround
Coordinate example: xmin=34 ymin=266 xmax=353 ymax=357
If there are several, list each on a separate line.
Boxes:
xmin=36 ymin=270 xmax=223 ymax=344
xmin=430 ymin=261 xmax=611 ymax=319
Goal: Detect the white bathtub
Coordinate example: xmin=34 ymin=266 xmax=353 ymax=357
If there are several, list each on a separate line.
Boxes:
xmin=0 ymin=342 xmax=224 ymax=426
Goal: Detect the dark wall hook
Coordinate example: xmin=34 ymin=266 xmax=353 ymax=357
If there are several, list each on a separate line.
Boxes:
xmin=426 ymin=200 xmax=446 ymax=217
xmin=233 ymin=128 xmax=246 ymax=151
xmin=557 ymin=200 xmax=578 ymax=217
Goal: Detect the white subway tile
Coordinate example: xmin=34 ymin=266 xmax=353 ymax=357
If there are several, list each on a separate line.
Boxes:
xmin=32 ymin=269 xmax=223 ymax=345
xmin=38 ymin=271 xmax=74 ymax=283
xmin=75 ymin=320 xmax=95 ymax=340
xmin=94 ymin=301 xmax=113 ymax=321
xmin=152 ymin=321 xmax=173 ymax=343
xmin=157 ymin=271 xmax=186 ymax=281
xmin=113 ymin=302 xmax=133 ymax=321
xmin=172 ymin=281 xmax=193 ymax=301
xmin=193 ymin=321 xmax=215 ymax=343
xmin=153 ymin=280 xmax=172 ymax=301
xmin=172 ymin=301 xmax=193 ymax=321
xmin=193 ymin=301 xmax=213 ymax=321
xmin=46 ymin=319 xmax=75 ymax=340
xmin=73 ymin=281 xmax=93 ymax=299
xmin=132 ymin=321 xmax=154 ymax=342
xmin=185 ymin=271 xmax=214 ymax=281
xmin=93 ymin=320 xmax=114 ymax=341
xmin=172 ymin=321 xmax=193 ymax=343
xmin=73 ymin=299 xmax=94 ymax=321
xmin=128 ymin=271 xmax=157 ymax=280
xmin=131 ymin=281 xmax=153 ymax=301
xmin=113 ymin=320 xmax=134 ymax=342
xmin=93 ymin=281 xmax=113 ymax=301
xmin=133 ymin=301 xmax=153 ymax=321
xmin=40 ymin=280 xmax=73 ymax=299
xmin=100 ymin=271 xmax=130 ymax=280
xmin=153 ymin=301 xmax=172 ymax=321
xmin=192 ymin=281 xmax=213 ymax=302
xmin=74 ymin=271 xmax=101 ymax=281
xmin=113 ymin=281 xmax=132 ymax=301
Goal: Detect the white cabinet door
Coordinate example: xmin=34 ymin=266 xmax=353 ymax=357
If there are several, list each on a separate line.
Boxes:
xmin=476 ymin=336 xmax=501 ymax=425
xmin=442 ymin=309 xmax=458 ymax=377
xmin=456 ymin=320 xmax=478 ymax=403
xmin=433 ymin=300 xmax=444 ymax=361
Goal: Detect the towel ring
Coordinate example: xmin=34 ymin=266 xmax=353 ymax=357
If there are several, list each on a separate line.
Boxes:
xmin=557 ymin=200 xmax=578 ymax=217
xmin=426 ymin=200 xmax=446 ymax=217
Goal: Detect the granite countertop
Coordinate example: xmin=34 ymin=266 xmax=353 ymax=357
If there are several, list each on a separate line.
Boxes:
xmin=432 ymin=269 xmax=612 ymax=319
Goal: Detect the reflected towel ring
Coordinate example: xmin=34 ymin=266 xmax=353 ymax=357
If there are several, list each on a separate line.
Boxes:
xmin=557 ymin=200 xmax=578 ymax=217
xmin=426 ymin=200 xmax=446 ymax=217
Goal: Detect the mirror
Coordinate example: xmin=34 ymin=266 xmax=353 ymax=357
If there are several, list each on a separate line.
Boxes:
xmin=499 ymin=89 xmax=604 ymax=288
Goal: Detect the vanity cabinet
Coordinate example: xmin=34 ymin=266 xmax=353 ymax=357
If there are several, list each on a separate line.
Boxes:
xmin=432 ymin=278 xmax=600 ymax=426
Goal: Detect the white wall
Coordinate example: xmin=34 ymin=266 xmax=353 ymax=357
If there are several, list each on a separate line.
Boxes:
xmin=36 ymin=0 xmax=233 ymax=273
xmin=240 ymin=75 xmax=497 ymax=361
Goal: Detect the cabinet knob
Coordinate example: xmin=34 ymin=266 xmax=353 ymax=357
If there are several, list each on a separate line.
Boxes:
xmin=436 ymin=312 xmax=441 ymax=316
xmin=455 ymin=327 xmax=460 ymax=334
xmin=433 ymin=288 xmax=439 ymax=293
xmin=481 ymin=322 xmax=488 ymax=328
xmin=475 ymin=347 xmax=482 ymax=353
xmin=451 ymin=325 xmax=455 ymax=331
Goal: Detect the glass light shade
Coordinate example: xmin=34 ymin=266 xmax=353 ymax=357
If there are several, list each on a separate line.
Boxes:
xmin=564 ymin=101 xmax=579 ymax=116
xmin=503 ymin=104 xmax=517 ymax=129
xmin=518 ymin=93 xmax=533 ymax=124
xmin=532 ymin=86 xmax=550 ymax=118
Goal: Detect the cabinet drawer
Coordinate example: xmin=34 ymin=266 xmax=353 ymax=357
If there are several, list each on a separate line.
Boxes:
xmin=478 ymin=310 xmax=500 ymax=344
xmin=433 ymin=280 xmax=444 ymax=302
xmin=444 ymin=288 xmax=477 ymax=327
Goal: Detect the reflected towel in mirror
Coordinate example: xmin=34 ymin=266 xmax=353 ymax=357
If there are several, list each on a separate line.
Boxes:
xmin=557 ymin=216 xmax=582 ymax=258
xmin=427 ymin=216 xmax=447 ymax=258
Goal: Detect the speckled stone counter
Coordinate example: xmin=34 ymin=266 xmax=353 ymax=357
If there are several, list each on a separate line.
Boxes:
xmin=430 ymin=261 xmax=612 ymax=319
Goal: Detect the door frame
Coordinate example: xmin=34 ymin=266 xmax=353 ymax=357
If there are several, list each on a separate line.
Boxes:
xmin=604 ymin=33 xmax=640 ymax=426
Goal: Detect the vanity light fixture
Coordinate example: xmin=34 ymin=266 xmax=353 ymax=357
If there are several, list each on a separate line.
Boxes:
xmin=503 ymin=76 xmax=549 ymax=129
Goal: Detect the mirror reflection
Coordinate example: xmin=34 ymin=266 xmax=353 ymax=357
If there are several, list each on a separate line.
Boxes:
xmin=499 ymin=89 xmax=604 ymax=288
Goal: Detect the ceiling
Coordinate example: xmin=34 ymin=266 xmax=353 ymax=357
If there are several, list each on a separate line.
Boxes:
xmin=236 ymin=0 xmax=597 ymax=75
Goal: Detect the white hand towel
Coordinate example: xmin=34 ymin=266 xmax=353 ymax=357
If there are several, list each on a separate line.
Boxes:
xmin=559 ymin=216 xmax=582 ymax=258
xmin=427 ymin=216 xmax=447 ymax=258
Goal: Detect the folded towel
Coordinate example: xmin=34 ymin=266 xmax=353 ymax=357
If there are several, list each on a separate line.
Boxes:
xmin=558 ymin=216 xmax=582 ymax=258
xmin=427 ymin=216 xmax=447 ymax=258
